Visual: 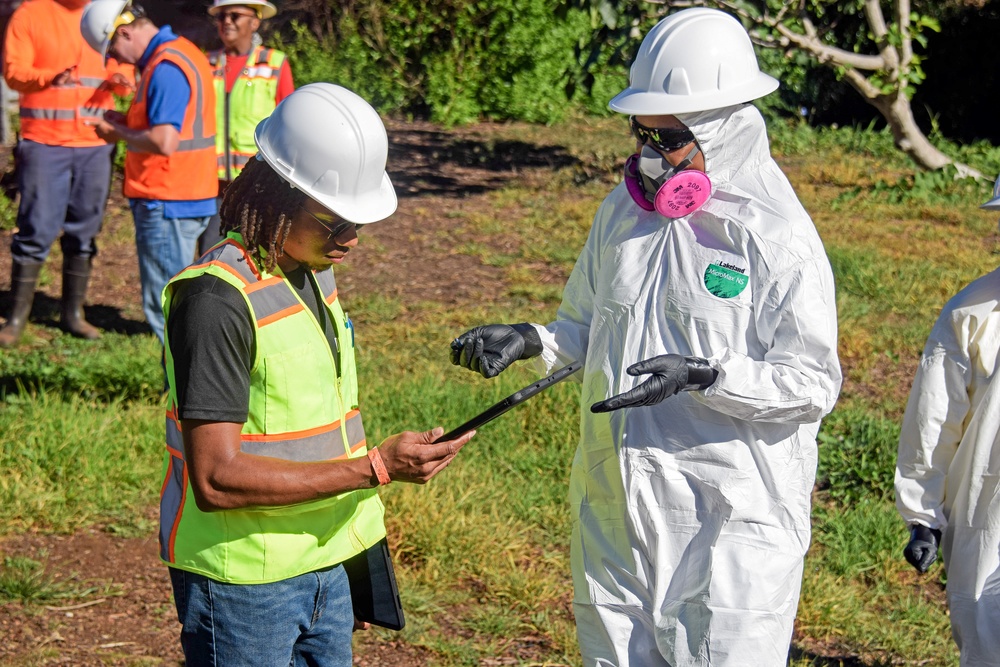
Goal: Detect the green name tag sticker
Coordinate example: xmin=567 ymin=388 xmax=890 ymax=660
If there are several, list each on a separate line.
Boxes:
xmin=704 ymin=263 xmax=748 ymax=299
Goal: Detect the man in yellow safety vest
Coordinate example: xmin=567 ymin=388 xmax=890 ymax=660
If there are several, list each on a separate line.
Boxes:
xmin=198 ymin=0 xmax=294 ymax=255
xmin=159 ymin=83 xmax=474 ymax=666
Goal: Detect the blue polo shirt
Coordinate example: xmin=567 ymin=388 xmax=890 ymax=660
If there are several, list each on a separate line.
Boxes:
xmin=131 ymin=26 xmax=216 ymax=219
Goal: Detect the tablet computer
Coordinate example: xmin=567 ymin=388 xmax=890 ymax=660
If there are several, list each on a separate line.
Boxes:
xmin=434 ymin=360 xmax=582 ymax=443
xmin=342 ymin=537 xmax=405 ymax=631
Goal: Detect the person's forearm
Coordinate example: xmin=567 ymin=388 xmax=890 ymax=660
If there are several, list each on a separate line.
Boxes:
xmin=183 ymin=421 xmax=469 ymax=511
xmin=114 ymin=123 xmax=179 ymax=155
xmin=191 ymin=451 xmax=378 ymax=512
xmin=3 ymin=62 xmax=61 ymax=93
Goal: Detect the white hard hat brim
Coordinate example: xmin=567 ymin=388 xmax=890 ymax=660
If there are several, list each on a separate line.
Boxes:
xmin=608 ymin=73 xmax=780 ymax=115
xmin=253 ymin=149 xmax=398 ymax=225
xmin=208 ymin=1 xmax=277 ymax=19
xmin=318 ymin=172 xmax=397 ymax=225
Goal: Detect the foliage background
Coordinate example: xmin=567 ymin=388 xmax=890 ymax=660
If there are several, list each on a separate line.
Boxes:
xmin=144 ymin=0 xmax=1000 ymax=143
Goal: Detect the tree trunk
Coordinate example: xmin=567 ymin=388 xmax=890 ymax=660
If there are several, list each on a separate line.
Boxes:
xmin=853 ymin=85 xmax=983 ymax=178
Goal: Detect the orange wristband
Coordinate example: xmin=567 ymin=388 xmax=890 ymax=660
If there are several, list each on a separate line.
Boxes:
xmin=368 ymin=448 xmax=391 ymax=486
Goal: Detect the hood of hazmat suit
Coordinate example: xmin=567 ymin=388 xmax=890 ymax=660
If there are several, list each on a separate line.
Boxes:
xmin=531 ymin=103 xmax=842 ymax=666
xmin=896 ymin=266 xmax=1000 ymax=661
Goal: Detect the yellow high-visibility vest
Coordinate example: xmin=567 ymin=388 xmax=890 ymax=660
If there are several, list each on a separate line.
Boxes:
xmin=210 ymin=46 xmax=286 ymax=181
xmin=159 ymin=232 xmax=385 ymax=584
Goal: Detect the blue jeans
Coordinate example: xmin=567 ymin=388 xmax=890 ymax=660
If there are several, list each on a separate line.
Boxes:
xmin=169 ymin=566 xmax=355 ymax=667
xmin=13 ymin=140 xmax=113 ymax=263
xmin=130 ymin=201 xmax=209 ymax=344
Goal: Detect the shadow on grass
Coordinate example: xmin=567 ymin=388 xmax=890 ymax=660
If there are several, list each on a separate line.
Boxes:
xmin=0 ymin=290 xmax=150 ymax=337
xmin=387 ymin=128 xmax=580 ymax=198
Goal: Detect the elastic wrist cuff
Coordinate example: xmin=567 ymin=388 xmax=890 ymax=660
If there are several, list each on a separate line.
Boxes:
xmin=512 ymin=322 xmax=543 ymax=359
xmin=683 ymin=357 xmax=718 ymax=391
xmin=368 ymin=448 xmax=391 ymax=486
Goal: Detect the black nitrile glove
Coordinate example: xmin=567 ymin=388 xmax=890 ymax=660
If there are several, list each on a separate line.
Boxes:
xmin=903 ymin=524 xmax=942 ymax=573
xmin=591 ymin=354 xmax=718 ymax=413
xmin=450 ymin=323 xmax=542 ymax=379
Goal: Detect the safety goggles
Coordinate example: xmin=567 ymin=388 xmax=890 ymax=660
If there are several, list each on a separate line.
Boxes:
xmin=300 ymin=206 xmax=358 ymax=241
xmin=214 ymin=10 xmax=258 ymax=23
xmin=629 ymin=116 xmax=696 ymax=153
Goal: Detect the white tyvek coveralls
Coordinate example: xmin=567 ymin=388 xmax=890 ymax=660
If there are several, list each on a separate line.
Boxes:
xmin=530 ymin=104 xmax=841 ymax=666
xmin=896 ymin=268 xmax=1000 ymax=666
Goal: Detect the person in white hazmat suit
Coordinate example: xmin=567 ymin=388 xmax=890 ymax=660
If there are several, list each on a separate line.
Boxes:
xmin=895 ymin=175 xmax=1000 ymax=666
xmin=448 ymin=8 xmax=841 ymax=667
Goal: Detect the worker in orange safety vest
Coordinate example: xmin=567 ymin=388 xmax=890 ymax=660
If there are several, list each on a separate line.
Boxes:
xmin=81 ymin=0 xmax=217 ymax=346
xmin=1 ymin=0 xmax=134 ymax=347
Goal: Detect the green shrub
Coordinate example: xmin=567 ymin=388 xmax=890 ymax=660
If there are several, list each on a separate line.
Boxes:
xmin=276 ymin=0 xmax=610 ymax=124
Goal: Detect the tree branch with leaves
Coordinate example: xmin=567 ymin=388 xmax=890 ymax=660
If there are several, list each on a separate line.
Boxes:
xmin=567 ymin=0 xmax=980 ymax=176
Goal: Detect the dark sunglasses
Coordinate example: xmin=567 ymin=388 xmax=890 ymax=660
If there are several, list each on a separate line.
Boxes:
xmin=629 ymin=116 xmax=696 ymax=152
xmin=301 ymin=207 xmax=358 ymax=240
xmin=214 ymin=10 xmax=256 ymax=23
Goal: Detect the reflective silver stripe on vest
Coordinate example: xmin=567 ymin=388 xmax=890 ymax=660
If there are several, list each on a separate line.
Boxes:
xmin=160 ymin=414 xmax=187 ymax=562
xmin=20 ymin=106 xmax=108 ymax=120
xmin=177 ymin=136 xmax=217 ymax=150
xmin=241 ymin=426 xmax=350 ymax=462
xmin=20 ymin=108 xmax=73 ymax=119
xmin=344 ymin=411 xmax=366 ymax=449
xmin=243 ymin=66 xmax=278 ymax=79
xmin=246 ymin=279 xmax=300 ymax=325
xmin=313 ymin=269 xmax=337 ymax=302
xmin=193 ymin=241 xmax=259 ymax=285
xmin=217 ymin=153 xmax=252 ymax=168
xmin=166 ymin=411 xmax=185 ymax=455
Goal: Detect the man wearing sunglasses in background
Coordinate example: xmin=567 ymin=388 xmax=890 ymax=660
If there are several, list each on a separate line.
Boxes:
xmin=80 ymin=0 xmax=217 ymax=345
xmin=198 ymin=0 xmax=295 ymax=256
xmin=158 ymin=82 xmax=475 ymax=666
xmin=449 ymin=8 xmax=841 ymax=666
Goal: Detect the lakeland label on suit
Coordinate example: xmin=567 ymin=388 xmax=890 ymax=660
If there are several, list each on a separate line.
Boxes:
xmin=704 ymin=262 xmax=748 ymax=299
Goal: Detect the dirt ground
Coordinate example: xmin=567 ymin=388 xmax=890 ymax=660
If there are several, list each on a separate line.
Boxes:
xmin=0 ymin=120 xmax=582 ymax=666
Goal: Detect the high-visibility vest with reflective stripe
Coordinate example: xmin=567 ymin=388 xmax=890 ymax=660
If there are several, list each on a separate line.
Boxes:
xmin=124 ymin=37 xmax=217 ymax=201
xmin=159 ymin=232 xmax=385 ymax=584
xmin=5 ymin=0 xmax=128 ymax=146
xmin=209 ymin=46 xmax=285 ymax=181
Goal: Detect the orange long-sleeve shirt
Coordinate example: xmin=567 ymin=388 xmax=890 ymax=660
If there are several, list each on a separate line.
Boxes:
xmin=3 ymin=0 xmax=134 ymax=146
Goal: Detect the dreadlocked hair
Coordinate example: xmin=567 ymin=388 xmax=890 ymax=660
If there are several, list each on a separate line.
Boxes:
xmin=220 ymin=157 xmax=307 ymax=273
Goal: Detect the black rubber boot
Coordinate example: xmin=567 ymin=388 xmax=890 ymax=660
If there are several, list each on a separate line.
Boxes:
xmin=61 ymin=254 xmax=101 ymax=340
xmin=0 ymin=260 xmax=42 ymax=348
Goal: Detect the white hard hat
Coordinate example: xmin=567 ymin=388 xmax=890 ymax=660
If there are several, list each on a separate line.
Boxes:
xmin=254 ymin=83 xmax=397 ymax=224
xmin=609 ymin=8 xmax=779 ymax=116
xmin=208 ymin=0 xmax=277 ymax=20
xmin=80 ymin=0 xmax=139 ymax=59
xmin=981 ymin=174 xmax=1000 ymax=210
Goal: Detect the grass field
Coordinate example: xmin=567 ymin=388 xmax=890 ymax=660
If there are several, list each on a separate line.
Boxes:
xmin=2 ymin=114 xmax=999 ymax=665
